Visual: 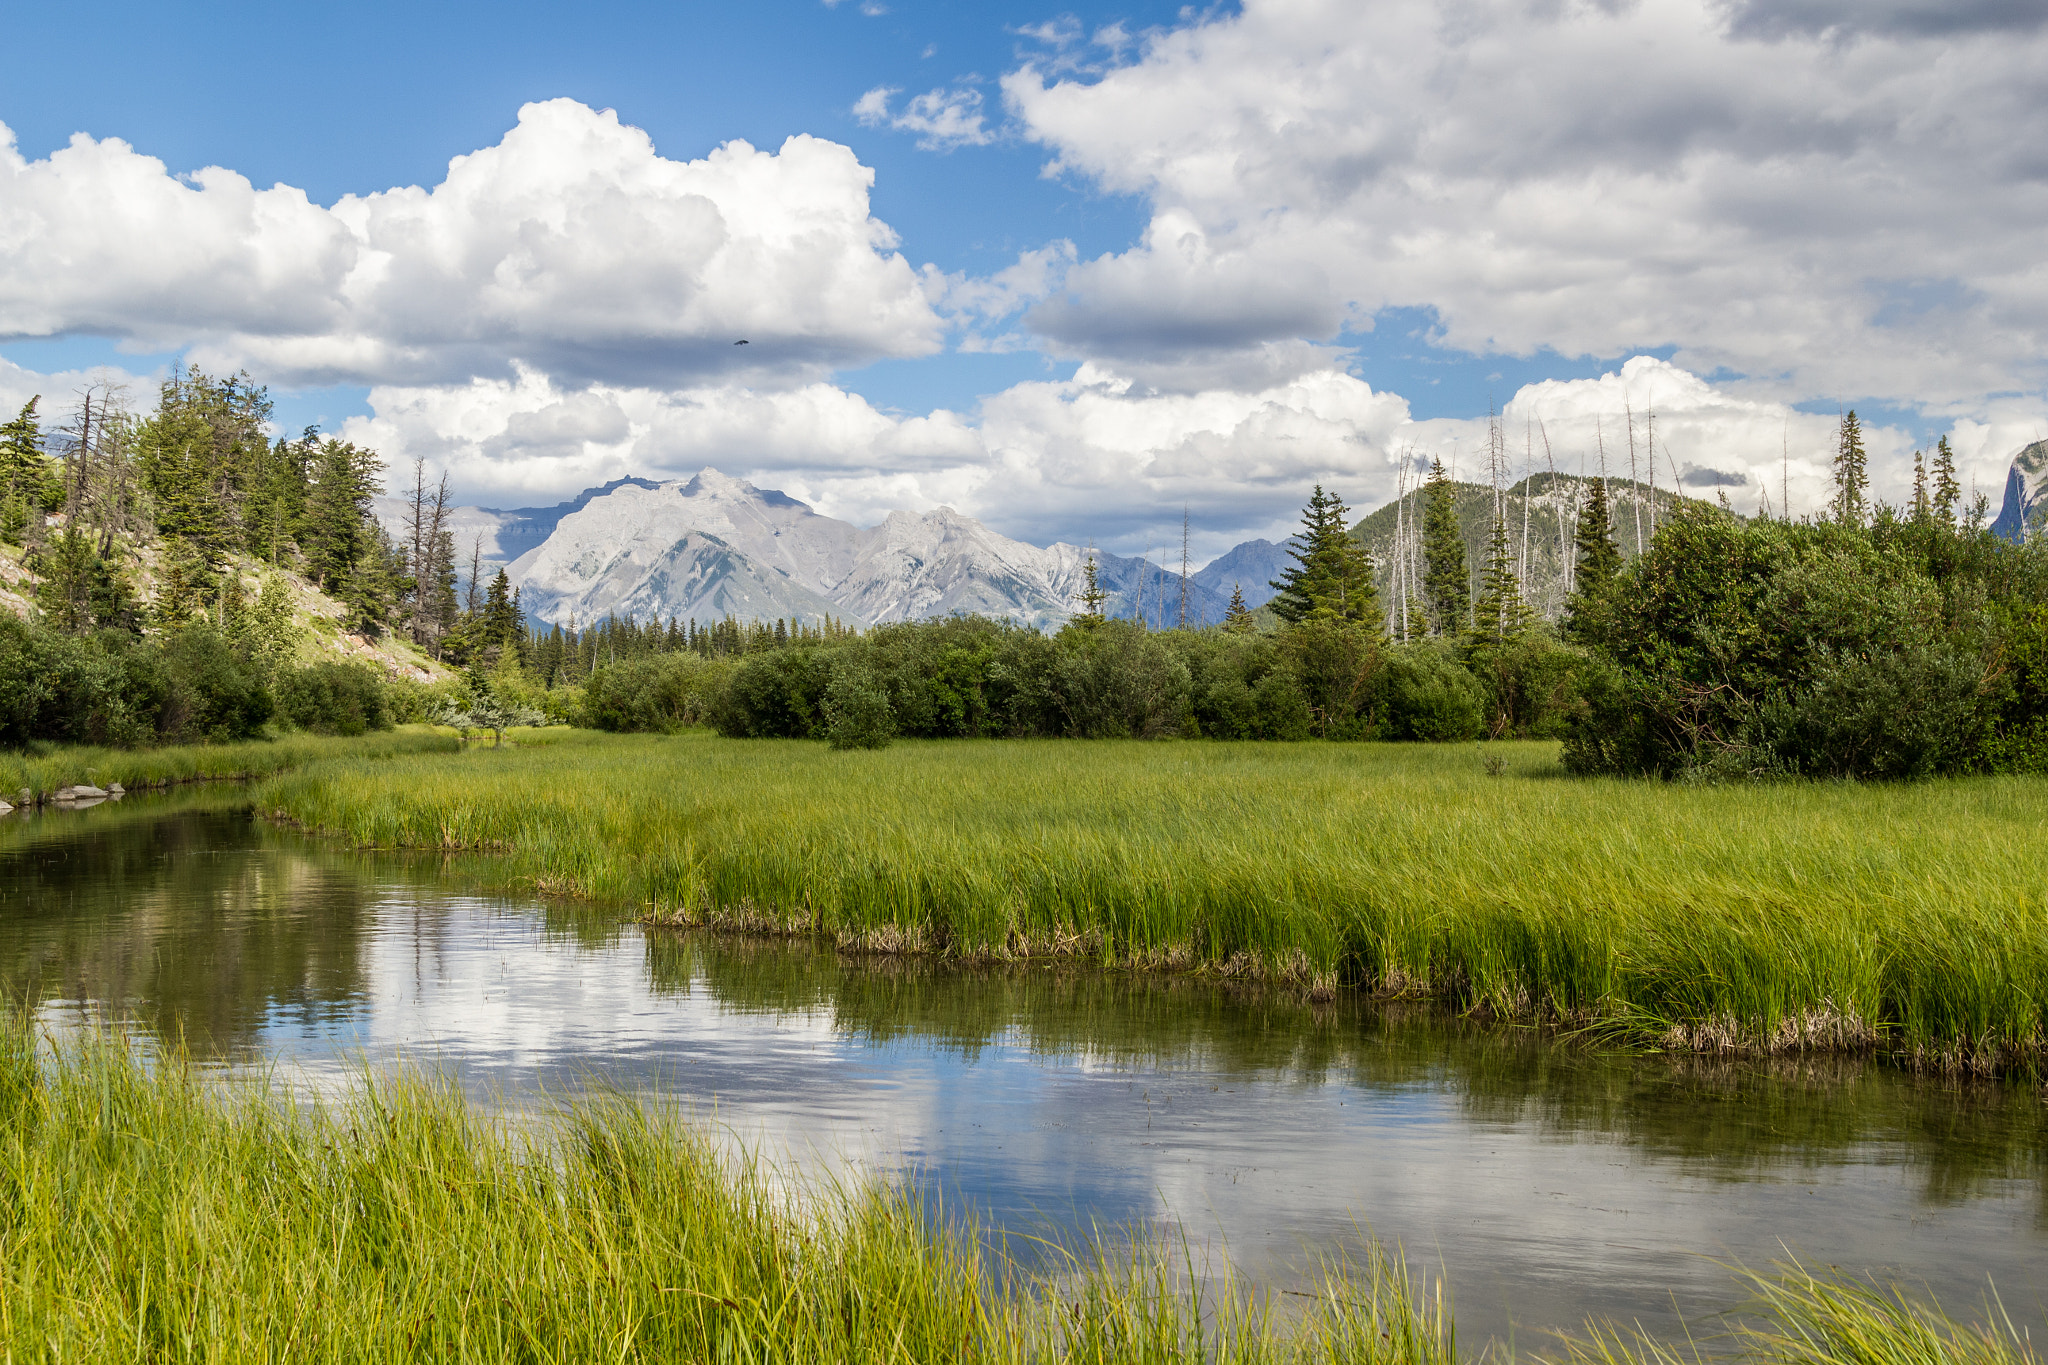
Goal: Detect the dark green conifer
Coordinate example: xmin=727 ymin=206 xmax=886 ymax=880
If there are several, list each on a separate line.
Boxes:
xmin=1911 ymin=450 xmax=1930 ymax=524
xmin=1832 ymin=410 xmax=1868 ymax=527
xmin=1563 ymin=474 xmax=1622 ymax=645
xmin=0 ymin=398 xmax=57 ymax=543
xmin=1421 ymin=459 xmax=1468 ymax=635
xmin=1073 ymin=552 xmax=1109 ymax=626
xmin=1931 ymin=435 xmax=1961 ymax=529
xmin=30 ymin=527 xmax=134 ymax=634
xmin=1223 ymin=583 xmax=1257 ymax=633
xmin=1268 ymin=484 xmax=1378 ymax=625
xmin=1468 ymin=508 xmax=1532 ymax=647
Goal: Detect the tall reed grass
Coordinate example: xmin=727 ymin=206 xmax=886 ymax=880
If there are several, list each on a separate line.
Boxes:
xmin=256 ymin=733 xmax=2048 ymax=1072
xmin=0 ymin=1030 xmax=2032 ymax=1364
xmin=0 ymin=1028 xmax=1454 ymax=1363
xmin=2 ymin=728 xmax=459 ymax=803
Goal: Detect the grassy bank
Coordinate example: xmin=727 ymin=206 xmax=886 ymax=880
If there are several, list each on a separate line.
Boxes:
xmin=1 ymin=727 xmax=460 ymax=804
xmin=253 ymin=732 xmax=2048 ymax=1072
xmin=0 ymin=1033 xmax=2033 ymax=1365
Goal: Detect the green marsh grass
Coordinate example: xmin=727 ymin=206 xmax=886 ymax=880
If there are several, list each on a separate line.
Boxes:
xmin=0 ymin=1028 xmax=1455 ymax=1363
xmin=256 ymin=733 xmax=2048 ymax=1072
xmin=0 ymin=1030 xmax=2031 ymax=1364
xmin=2 ymin=727 xmax=459 ymax=803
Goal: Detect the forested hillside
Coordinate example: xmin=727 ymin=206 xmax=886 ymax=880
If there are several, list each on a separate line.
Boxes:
xmin=1352 ymin=471 xmax=1696 ymax=622
xmin=0 ymin=368 xmax=555 ymax=748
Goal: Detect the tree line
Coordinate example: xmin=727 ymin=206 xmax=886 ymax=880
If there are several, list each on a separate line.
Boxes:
xmin=10 ymin=366 xmax=2042 ymax=780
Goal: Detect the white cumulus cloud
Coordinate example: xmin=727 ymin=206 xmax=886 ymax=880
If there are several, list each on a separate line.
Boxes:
xmin=852 ymin=85 xmax=996 ymax=151
xmin=1003 ymin=0 xmax=2048 ymax=411
xmin=0 ymin=101 xmax=944 ymax=390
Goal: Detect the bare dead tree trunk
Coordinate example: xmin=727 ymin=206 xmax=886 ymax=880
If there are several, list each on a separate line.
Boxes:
xmin=1178 ymin=507 xmax=1190 ymax=630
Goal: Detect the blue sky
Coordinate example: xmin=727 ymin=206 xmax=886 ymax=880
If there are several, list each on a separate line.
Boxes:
xmin=1 ymin=0 xmax=2043 ymax=551
xmin=1 ymin=0 xmax=1634 ymax=427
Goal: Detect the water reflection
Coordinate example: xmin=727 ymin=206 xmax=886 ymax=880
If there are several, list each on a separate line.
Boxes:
xmin=1 ymin=797 xmax=375 ymax=1056
xmin=1 ymin=796 xmax=2043 ymax=1346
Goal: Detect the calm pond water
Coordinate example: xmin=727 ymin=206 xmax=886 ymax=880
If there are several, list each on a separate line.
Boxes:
xmin=3 ymin=793 xmax=2044 ymax=1349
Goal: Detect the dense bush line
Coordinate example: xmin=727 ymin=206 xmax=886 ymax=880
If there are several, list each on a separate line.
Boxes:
xmin=1562 ymin=504 xmax=2048 ymax=779
xmin=688 ymin=616 xmax=1554 ymax=747
xmin=0 ymin=612 xmax=396 ymax=747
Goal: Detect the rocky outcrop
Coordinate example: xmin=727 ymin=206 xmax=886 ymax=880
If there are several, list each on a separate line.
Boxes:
xmin=1991 ymin=440 xmax=2048 ymax=542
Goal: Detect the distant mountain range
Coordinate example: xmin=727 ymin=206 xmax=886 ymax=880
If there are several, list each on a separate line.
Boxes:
xmin=376 ymin=439 xmax=2048 ymax=632
xmin=379 ymin=469 xmax=1246 ymax=630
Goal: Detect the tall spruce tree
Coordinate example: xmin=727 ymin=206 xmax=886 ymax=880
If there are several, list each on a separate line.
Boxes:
xmin=31 ymin=526 xmax=134 ymax=634
xmin=1223 ymin=583 xmax=1257 ymax=633
xmin=1469 ymin=509 xmax=1532 ymax=647
xmin=1421 ymin=458 xmax=1468 ymax=635
xmin=1073 ymin=552 xmax=1109 ymax=626
xmin=303 ymin=437 xmax=389 ymax=631
xmin=1832 ymin=410 xmax=1868 ymax=527
xmin=1573 ymin=476 xmax=1622 ymax=592
xmin=1911 ymin=450 xmax=1930 ymax=524
xmin=0 ymin=398 xmax=55 ymax=545
xmin=1268 ymin=484 xmax=1377 ymax=624
xmin=1931 ymin=435 xmax=1961 ymax=529
xmin=135 ymin=368 xmax=273 ymax=571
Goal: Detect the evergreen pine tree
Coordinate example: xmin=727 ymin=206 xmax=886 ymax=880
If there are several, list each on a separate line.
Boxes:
xmin=1563 ymin=473 xmax=1622 ymax=644
xmin=30 ymin=526 xmax=133 ymax=634
xmin=1931 ymin=435 xmax=1961 ymax=529
xmin=0 ymin=398 xmax=55 ymax=544
xmin=1911 ymin=450 xmax=1930 ymax=524
xmin=1832 ymin=410 xmax=1868 ymax=527
xmin=302 ymin=436 xmax=389 ymax=631
xmin=1073 ymin=552 xmax=1109 ymax=626
xmin=1421 ymin=459 xmax=1468 ymax=634
xmin=242 ymin=573 xmax=303 ymax=679
xmin=1469 ymin=509 xmax=1532 ymax=647
xmin=480 ymin=568 xmax=524 ymax=662
xmin=1268 ymin=484 xmax=1378 ymax=624
xmin=134 ymin=368 xmax=272 ymax=569
xmin=1223 ymin=583 xmax=1257 ymax=633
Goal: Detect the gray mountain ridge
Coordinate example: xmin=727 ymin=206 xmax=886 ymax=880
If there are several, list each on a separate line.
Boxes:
xmin=378 ymin=468 xmax=1244 ymax=631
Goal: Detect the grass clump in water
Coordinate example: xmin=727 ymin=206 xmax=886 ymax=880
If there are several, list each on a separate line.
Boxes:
xmin=255 ymin=732 xmax=2048 ymax=1073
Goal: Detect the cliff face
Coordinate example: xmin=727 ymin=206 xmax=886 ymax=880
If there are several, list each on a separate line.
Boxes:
xmin=1991 ymin=440 xmax=2048 ymax=542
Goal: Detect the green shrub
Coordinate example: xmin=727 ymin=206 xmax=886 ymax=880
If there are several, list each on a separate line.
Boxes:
xmin=711 ymin=649 xmax=830 ymax=738
xmin=822 ymin=662 xmax=895 ymax=750
xmin=274 ymin=662 xmax=391 ymax=736
xmin=1249 ymin=666 xmax=1316 ymax=739
xmin=157 ymin=627 xmax=272 ymax=743
xmin=1281 ymin=617 xmax=1383 ymax=738
xmin=0 ymin=616 xmax=169 ymax=748
xmin=578 ymin=653 xmax=731 ymax=733
xmin=383 ymin=674 xmax=468 ymax=726
xmin=1462 ymin=632 xmax=1585 ymax=739
xmin=1564 ymin=507 xmax=1995 ymax=779
xmin=1047 ymin=620 xmax=1193 ymax=738
xmin=1375 ymin=643 xmax=1485 ymax=742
